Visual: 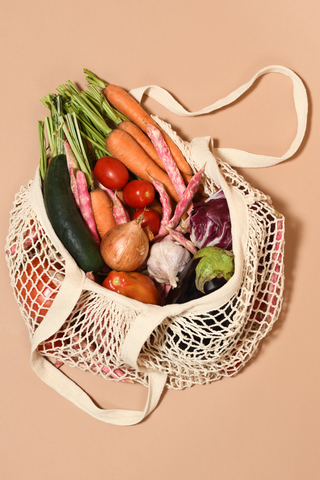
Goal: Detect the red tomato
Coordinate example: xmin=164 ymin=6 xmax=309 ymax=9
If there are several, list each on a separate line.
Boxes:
xmin=132 ymin=208 xmax=160 ymax=235
xmin=123 ymin=180 xmax=155 ymax=208
xmin=15 ymin=257 xmax=61 ymax=323
xmin=102 ymin=271 xmax=161 ymax=305
xmin=93 ymin=156 xmax=129 ymax=190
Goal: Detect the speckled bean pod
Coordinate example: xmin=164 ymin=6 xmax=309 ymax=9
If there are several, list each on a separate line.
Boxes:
xmin=146 ymin=124 xmax=186 ymax=199
xmin=164 ymin=226 xmax=198 ymax=255
xmin=98 ymin=184 xmax=130 ymax=224
xmin=113 ymin=192 xmax=130 ymax=224
xmin=150 ymin=177 xmax=172 ymax=223
xmin=69 ymin=167 xmax=80 ymax=208
xmin=167 ymin=164 xmax=205 ymax=230
xmin=65 ymin=141 xmax=80 ymax=207
xmin=85 ymin=271 xmax=96 ymax=281
xmin=148 ymin=176 xmax=173 ymax=241
xmin=76 ymin=171 xmax=100 ymax=246
xmin=175 ymin=216 xmax=190 ymax=234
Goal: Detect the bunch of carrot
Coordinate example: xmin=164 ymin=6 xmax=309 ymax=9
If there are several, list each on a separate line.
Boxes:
xmin=83 ymin=69 xmax=193 ymax=180
xmin=39 ymin=69 xmax=206 ymax=281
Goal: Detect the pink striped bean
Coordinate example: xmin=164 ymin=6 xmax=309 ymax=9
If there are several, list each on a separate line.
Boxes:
xmin=164 ymin=226 xmax=198 ymax=255
xmin=146 ymin=124 xmax=186 ymax=199
xmin=69 ymin=167 xmax=80 ymax=207
xmin=167 ymin=164 xmax=205 ymax=230
xmin=76 ymin=171 xmax=100 ymax=246
xmin=98 ymin=183 xmax=130 ymax=224
xmin=65 ymin=141 xmax=80 ymax=207
xmin=85 ymin=271 xmax=96 ymax=282
xmin=148 ymin=176 xmax=173 ymax=242
xmin=176 ymin=216 xmax=190 ymax=233
xmin=113 ymin=191 xmax=130 ymax=224
xmin=149 ymin=177 xmax=173 ymax=225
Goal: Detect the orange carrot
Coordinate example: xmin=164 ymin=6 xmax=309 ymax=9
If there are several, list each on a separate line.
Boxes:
xmin=105 ymin=129 xmax=180 ymax=203
xmin=181 ymin=172 xmax=193 ymax=185
xmin=105 ymin=84 xmax=193 ymax=177
xmin=117 ymin=121 xmax=165 ymax=171
xmin=90 ymin=188 xmax=116 ymax=239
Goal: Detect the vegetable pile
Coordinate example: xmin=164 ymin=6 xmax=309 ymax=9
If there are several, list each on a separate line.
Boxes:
xmin=36 ymin=69 xmax=235 ymax=306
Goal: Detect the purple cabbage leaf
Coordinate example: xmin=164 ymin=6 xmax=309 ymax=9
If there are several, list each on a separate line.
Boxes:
xmin=189 ymin=189 xmax=232 ymax=250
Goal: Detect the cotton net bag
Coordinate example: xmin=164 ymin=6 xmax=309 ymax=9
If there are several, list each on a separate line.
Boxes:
xmin=5 ymin=65 xmax=308 ymax=426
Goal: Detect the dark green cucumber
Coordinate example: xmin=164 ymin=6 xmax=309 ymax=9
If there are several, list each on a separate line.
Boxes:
xmin=43 ymin=154 xmax=104 ymax=273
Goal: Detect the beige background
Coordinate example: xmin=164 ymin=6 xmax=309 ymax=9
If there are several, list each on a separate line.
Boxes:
xmin=1 ymin=1 xmax=319 ymax=479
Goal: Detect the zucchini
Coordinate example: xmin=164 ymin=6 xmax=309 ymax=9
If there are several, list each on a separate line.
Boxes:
xmin=43 ymin=154 xmax=104 ymax=273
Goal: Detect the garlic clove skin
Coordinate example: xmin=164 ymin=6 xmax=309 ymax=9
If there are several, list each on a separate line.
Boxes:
xmin=147 ymin=237 xmax=191 ymax=288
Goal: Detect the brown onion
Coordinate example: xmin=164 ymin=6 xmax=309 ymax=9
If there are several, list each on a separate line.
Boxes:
xmin=100 ymin=213 xmax=149 ymax=272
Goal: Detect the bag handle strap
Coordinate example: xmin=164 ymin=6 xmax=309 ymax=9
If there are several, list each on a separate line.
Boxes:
xmin=28 ymin=169 xmax=167 ymax=426
xmin=30 ymin=346 xmax=167 ymax=426
xmin=129 ymin=65 xmax=308 ymax=168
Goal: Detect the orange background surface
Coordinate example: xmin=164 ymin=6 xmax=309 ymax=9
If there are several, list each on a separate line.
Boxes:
xmin=1 ymin=1 xmax=319 ymax=479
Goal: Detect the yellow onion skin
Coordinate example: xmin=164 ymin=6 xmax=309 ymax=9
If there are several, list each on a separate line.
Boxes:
xmin=100 ymin=215 xmax=149 ymax=272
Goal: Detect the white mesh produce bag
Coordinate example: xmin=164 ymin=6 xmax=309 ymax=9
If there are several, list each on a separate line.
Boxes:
xmin=5 ymin=65 xmax=307 ymax=425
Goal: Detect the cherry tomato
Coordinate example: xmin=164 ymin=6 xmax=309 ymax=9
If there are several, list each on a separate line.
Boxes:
xmin=123 ymin=180 xmax=155 ymax=208
xmin=102 ymin=271 xmax=161 ymax=305
xmin=132 ymin=208 xmax=160 ymax=235
xmin=15 ymin=257 xmax=62 ymax=323
xmin=93 ymin=156 xmax=129 ymax=190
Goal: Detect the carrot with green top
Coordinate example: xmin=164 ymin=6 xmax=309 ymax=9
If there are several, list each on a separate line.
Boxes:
xmin=106 ymin=84 xmax=193 ymax=176
xmin=58 ymin=74 xmax=179 ymax=203
xmin=84 ymin=69 xmax=193 ymax=177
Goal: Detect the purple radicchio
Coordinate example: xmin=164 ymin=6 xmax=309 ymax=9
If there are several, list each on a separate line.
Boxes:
xmin=189 ymin=189 xmax=232 ymax=250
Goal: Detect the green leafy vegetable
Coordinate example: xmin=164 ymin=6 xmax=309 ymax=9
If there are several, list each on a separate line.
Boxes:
xmin=194 ymin=246 xmax=235 ymax=293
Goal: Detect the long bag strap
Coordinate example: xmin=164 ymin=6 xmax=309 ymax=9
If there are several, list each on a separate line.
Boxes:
xmin=129 ymin=65 xmax=308 ymax=168
xmin=27 ymin=65 xmax=307 ymax=426
xmin=28 ymin=169 xmax=167 ymax=426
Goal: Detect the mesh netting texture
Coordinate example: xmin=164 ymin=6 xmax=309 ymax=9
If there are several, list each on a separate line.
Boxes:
xmin=5 ymin=122 xmax=285 ymax=390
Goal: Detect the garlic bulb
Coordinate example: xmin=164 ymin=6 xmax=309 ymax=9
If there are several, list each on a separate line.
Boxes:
xmin=147 ymin=237 xmax=191 ymax=288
